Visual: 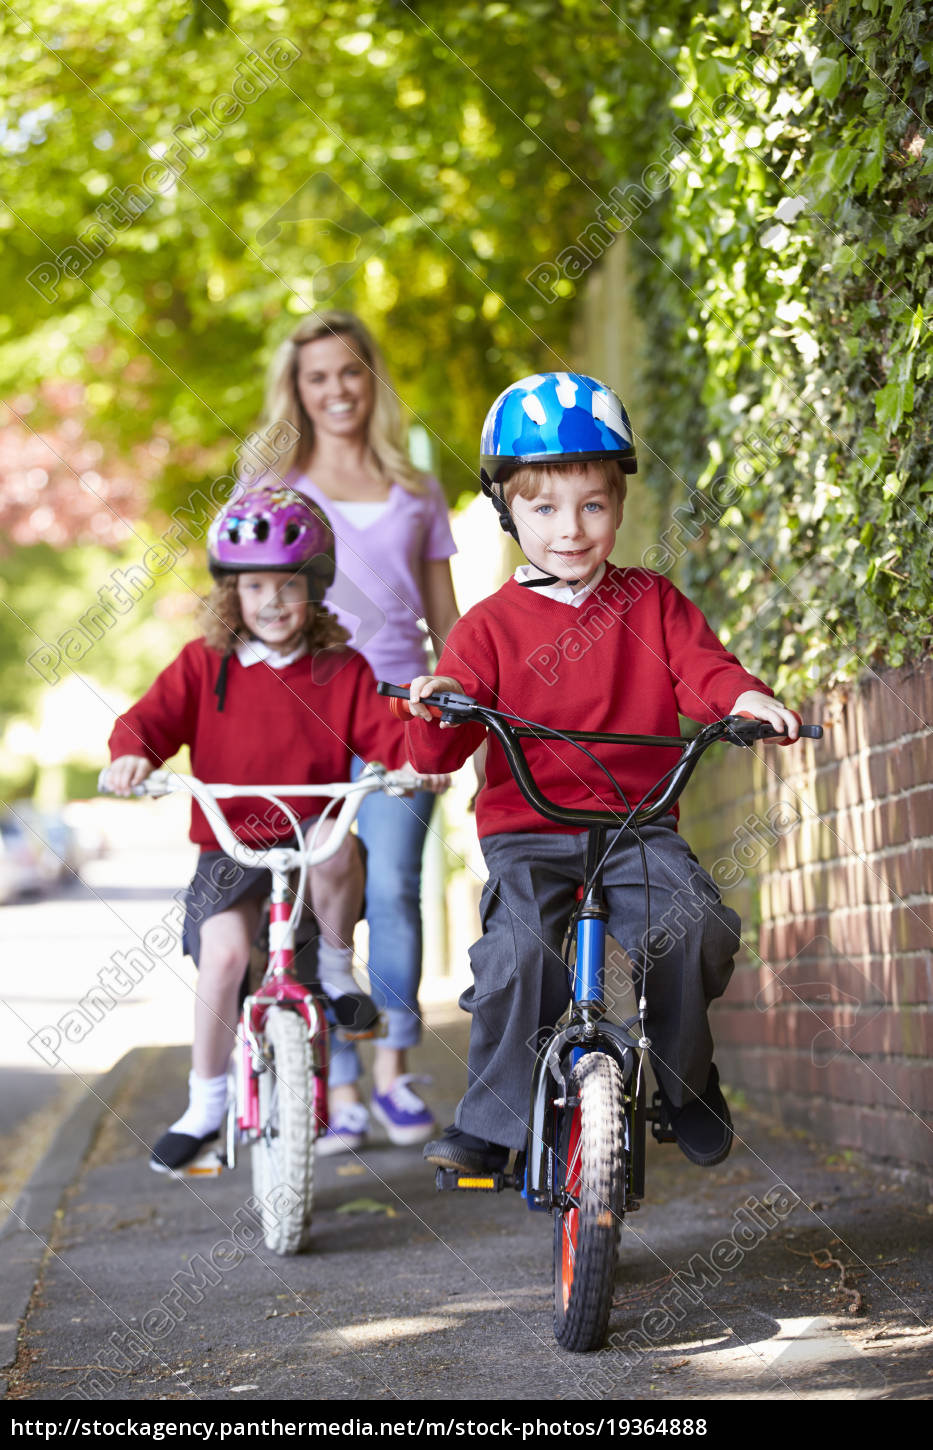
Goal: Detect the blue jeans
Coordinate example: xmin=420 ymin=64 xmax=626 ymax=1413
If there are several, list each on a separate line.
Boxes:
xmin=328 ymin=758 xmax=436 ymax=1088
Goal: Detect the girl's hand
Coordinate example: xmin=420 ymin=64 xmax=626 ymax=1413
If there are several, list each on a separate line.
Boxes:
xmin=408 ymin=674 xmax=464 ymax=726
xmin=104 ymin=755 xmax=154 ymax=795
xmin=730 ymin=691 xmax=801 ymax=745
xmin=398 ymin=762 xmax=451 ymax=795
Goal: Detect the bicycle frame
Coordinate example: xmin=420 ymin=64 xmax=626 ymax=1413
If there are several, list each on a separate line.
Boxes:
xmin=378 ymin=681 xmax=821 ymax=1347
xmin=98 ymin=762 xmax=425 ymax=1166
xmin=377 ymin=684 xmax=821 ymax=1203
xmin=474 ymin=710 xmax=801 ymax=1213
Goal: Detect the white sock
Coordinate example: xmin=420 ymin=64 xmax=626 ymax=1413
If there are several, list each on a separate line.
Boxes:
xmin=317 ymin=942 xmax=363 ymax=999
xmin=170 ymin=1070 xmax=228 ymax=1138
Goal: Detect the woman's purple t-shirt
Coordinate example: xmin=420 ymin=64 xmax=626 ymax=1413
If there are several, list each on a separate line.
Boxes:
xmin=292 ymin=471 xmax=457 ymax=685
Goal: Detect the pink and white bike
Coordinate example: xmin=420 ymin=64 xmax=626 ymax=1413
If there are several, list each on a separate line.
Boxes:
xmin=100 ymin=762 xmax=427 ymax=1255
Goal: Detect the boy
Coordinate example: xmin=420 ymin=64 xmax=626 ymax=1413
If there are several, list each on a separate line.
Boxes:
xmin=405 ymin=372 xmax=800 ymax=1174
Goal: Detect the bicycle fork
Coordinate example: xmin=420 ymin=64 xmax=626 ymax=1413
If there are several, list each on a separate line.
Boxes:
xmin=436 ymin=828 xmax=648 ymax=1206
xmin=227 ymin=878 xmax=330 ymax=1169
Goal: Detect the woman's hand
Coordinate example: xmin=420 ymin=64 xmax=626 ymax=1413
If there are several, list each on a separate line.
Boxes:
xmin=103 ymin=755 xmax=154 ymax=795
xmin=407 ymin=674 xmax=464 ymax=726
xmin=730 ymin=691 xmax=801 ymax=745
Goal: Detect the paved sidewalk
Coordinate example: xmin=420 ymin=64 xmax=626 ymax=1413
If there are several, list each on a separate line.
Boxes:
xmin=2 ymin=1008 xmax=932 ymax=1403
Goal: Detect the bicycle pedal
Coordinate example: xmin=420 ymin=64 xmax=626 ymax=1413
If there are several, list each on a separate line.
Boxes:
xmin=648 ymin=1091 xmax=678 ymax=1144
xmin=435 ymin=1167 xmax=506 ymax=1193
xmin=160 ymin=1147 xmax=225 ymax=1180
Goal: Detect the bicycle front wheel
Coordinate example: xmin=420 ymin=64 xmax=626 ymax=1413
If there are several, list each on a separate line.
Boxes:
xmin=553 ymin=1052 xmax=626 ymax=1352
xmin=251 ymin=1006 xmax=315 ymax=1255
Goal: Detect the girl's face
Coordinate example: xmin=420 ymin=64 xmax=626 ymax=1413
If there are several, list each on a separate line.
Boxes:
xmin=296 ymin=333 xmax=375 ymax=443
xmin=236 ymin=572 xmax=309 ymax=651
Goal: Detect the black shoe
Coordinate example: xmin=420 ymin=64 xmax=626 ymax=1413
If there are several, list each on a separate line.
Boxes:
xmin=328 ymin=990 xmax=382 ymax=1038
xmin=423 ymin=1125 xmax=510 ymax=1174
xmin=658 ymin=1064 xmax=733 ymax=1167
xmin=150 ymin=1129 xmax=220 ymax=1175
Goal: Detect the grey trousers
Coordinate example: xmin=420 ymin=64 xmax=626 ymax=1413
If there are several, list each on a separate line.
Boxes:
xmin=454 ymin=819 xmax=741 ymax=1150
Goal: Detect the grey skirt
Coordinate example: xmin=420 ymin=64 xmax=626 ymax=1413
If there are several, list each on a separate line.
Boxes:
xmin=182 ymin=850 xmax=279 ymax=966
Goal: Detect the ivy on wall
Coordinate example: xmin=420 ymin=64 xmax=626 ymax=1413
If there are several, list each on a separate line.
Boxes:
xmin=630 ymin=0 xmax=933 ymax=695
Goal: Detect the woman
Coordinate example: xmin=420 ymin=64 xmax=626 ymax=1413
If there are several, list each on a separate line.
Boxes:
xmin=262 ymin=309 xmax=459 ymax=1153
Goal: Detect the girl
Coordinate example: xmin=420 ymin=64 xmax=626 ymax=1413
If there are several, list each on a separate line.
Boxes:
xmin=259 ymin=308 xmax=459 ymax=1150
xmin=105 ymin=484 xmax=434 ymax=1171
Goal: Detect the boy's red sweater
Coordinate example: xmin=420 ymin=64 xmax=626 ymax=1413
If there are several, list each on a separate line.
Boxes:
xmin=108 ymin=639 xmax=406 ymax=851
xmin=405 ymin=565 xmax=773 ymax=839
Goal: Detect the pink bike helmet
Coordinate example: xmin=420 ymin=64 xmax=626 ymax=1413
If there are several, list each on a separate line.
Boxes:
xmin=207 ymin=484 xmax=336 ymax=602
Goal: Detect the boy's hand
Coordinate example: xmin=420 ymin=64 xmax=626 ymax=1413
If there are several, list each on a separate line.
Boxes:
xmin=408 ymin=674 xmax=465 ymax=728
xmin=730 ymin=691 xmax=801 ymax=745
xmin=104 ymin=755 xmax=154 ymax=795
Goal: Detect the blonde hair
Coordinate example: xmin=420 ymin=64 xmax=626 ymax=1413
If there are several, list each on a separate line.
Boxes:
xmin=501 ymin=458 xmax=628 ymax=508
xmin=262 ymin=310 xmax=427 ymax=495
xmin=200 ymin=576 xmax=350 ymax=655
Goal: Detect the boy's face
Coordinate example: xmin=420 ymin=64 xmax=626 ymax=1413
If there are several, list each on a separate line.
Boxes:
xmin=236 ymin=572 xmax=309 ymax=651
xmin=509 ymin=465 xmax=623 ymax=588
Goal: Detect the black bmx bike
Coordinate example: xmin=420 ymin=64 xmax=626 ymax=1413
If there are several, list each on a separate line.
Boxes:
xmin=379 ymin=682 xmax=821 ymax=1351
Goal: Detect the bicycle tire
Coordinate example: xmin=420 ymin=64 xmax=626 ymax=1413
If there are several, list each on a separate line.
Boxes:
xmin=251 ymin=1006 xmax=315 ymax=1255
xmin=553 ymin=1052 xmax=625 ymax=1351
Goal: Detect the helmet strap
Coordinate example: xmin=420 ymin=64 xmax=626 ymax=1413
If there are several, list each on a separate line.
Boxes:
xmin=481 ymin=469 xmax=580 ymax=588
xmin=480 ymin=469 xmax=519 ymax=541
xmin=516 ymin=571 xmax=565 ymax=589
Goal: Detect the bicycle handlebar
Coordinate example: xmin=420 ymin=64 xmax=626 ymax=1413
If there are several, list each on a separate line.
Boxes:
xmin=97 ymin=764 xmax=429 ymax=869
xmin=377 ymin=682 xmax=823 ymax=830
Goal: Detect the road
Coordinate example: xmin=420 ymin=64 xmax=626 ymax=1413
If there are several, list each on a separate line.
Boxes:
xmin=1 ymin=826 xmax=931 ymax=1402
xmin=0 ymin=802 xmax=201 ymax=1228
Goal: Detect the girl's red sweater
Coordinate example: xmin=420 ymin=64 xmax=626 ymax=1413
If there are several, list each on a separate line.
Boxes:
xmin=108 ymin=639 xmax=406 ymax=850
xmin=405 ymin=565 xmax=773 ymax=839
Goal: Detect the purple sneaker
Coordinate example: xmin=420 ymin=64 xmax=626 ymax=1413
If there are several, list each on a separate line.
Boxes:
xmin=316 ymin=1103 xmax=369 ymax=1156
xmin=370 ymin=1075 xmax=435 ymax=1146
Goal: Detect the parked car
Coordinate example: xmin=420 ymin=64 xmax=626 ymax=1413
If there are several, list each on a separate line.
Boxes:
xmin=0 ymin=811 xmax=46 ymax=902
xmin=10 ymin=803 xmax=85 ymax=888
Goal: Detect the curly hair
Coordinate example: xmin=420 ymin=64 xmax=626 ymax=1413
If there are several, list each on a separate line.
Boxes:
xmin=199 ymin=576 xmax=350 ymax=655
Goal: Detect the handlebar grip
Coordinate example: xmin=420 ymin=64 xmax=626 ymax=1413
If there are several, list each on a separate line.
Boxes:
xmin=377 ymin=681 xmax=443 ymax=721
xmin=390 ymin=695 xmax=445 ymax=721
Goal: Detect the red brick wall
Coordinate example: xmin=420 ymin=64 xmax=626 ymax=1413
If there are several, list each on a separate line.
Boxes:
xmin=680 ymin=660 xmax=933 ymax=1179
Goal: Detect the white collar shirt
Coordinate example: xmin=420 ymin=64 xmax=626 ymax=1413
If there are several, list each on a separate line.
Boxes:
xmin=235 ymin=637 xmax=308 ymax=669
xmin=512 ymin=560 xmax=607 ymax=608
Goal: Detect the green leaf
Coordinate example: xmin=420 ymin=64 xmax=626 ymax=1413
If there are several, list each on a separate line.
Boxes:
xmin=855 ymin=126 xmax=886 ymax=194
xmin=875 ymin=379 xmax=913 ymax=431
xmin=811 ymin=57 xmax=847 ymax=100
xmin=335 ymin=1198 xmax=398 ymax=1218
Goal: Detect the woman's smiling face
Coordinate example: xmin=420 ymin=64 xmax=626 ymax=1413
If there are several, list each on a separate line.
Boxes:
xmin=296 ymin=333 xmax=375 ymax=442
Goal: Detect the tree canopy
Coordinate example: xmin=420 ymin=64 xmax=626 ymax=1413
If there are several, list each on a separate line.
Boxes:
xmin=1 ymin=0 xmax=930 ymax=738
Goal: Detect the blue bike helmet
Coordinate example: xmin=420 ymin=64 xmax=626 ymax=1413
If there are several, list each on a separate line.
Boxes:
xmin=479 ymin=372 xmax=637 ymax=539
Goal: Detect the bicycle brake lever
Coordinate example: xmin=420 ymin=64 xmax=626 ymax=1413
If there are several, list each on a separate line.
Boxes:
xmin=378 ymin=680 xmax=479 ymax=723
xmin=722 ymin=714 xmax=823 ymax=745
